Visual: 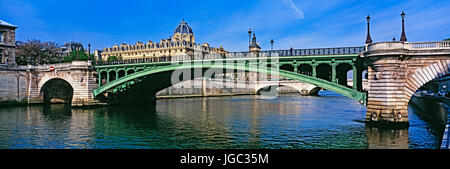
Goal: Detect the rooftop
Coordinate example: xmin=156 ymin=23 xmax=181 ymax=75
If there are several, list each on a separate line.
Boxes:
xmin=174 ymin=20 xmax=193 ymax=35
xmin=0 ymin=19 xmax=18 ymax=28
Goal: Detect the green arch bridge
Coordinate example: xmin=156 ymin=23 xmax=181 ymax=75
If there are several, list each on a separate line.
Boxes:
xmin=93 ymin=46 xmax=367 ymax=105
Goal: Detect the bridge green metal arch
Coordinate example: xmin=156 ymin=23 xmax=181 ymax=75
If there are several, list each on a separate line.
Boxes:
xmin=93 ymin=62 xmax=367 ymax=105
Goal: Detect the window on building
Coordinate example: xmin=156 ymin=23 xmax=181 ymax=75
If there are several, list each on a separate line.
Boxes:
xmin=0 ymin=50 xmax=4 ymax=64
xmin=0 ymin=32 xmax=3 ymax=42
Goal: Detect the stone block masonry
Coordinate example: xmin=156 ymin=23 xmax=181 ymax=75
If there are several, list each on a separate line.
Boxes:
xmin=0 ymin=61 xmax=101 ymax=106
xmin=0 ymin=66 xmax=29 ymax=104
xmin=364 ymin=41 xmax=450 ymax=125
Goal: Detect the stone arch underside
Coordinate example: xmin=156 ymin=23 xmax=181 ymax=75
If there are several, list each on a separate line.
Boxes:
xmin=39 ymin=78 xmax=74 ymax=104
xmin=93 ymin=64 xmax=367 ymax=104
xmin=404 ymin=60 xmax=449 ymax=102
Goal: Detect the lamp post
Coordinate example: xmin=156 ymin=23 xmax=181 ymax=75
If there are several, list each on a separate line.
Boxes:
xmin=270 ymin=38 xmax=274 ymax=51
xmin=270 ymin=38 xmax=274 ymax=57
xmin=248 ymin=28 xmax=252 ymax=48
xmin=365 ymin=15 xmax=373 ymax=44
xmin=88 ymin=43 xmax=91 ymax=62
xmin=400 ymin=11 xmax=407 ymax=42
xmin=168 ymin=36 xmax=171 ymax=61
xmin=290 ymin=46 xmax=293 ymax=56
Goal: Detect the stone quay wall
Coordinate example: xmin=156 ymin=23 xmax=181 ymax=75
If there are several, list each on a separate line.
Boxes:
xmin=156 ymin=78 xmax=305 ymax=98
xmin=0 ymin=65 xmax=29 ymax=104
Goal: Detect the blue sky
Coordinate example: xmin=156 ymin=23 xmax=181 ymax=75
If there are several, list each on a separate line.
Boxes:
xmin=1 ymin=0 xmax=449 ymax=52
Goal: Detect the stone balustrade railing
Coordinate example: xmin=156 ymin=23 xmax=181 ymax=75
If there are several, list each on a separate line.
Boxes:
xmin=365 ymin=41 xmax=450 ymax=57
xmin=31 ymin=61 xmax=91 ymax=70
xmin=408 ymin=41 xmax=450 ymax=49
xmin=0 ymin=61 xmax=92 ymax=71
xmin=367 ymin=41 xmax=450 ymax=51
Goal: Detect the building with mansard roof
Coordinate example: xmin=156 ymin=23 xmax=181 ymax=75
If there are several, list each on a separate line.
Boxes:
xmin=100 ymin=20 xmax=226 ymax=61
xmin=0 ymin=19 xmax=18 ymax=65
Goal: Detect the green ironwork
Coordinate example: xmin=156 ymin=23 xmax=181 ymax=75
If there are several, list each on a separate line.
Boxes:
xmin=93 ymin=54 xmax=367 ymax=105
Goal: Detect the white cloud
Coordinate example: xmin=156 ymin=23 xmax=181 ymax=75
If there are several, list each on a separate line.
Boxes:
xmin=282 ymin=0 xmax=305 ymax=19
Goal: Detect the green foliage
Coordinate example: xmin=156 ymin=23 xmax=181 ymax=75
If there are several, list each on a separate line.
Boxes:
xmin=107 ymin=55 xmax=122 ymax=61
xmin=444 ymin=38 xmax=450 ymax=41
xmin=15 ymin=39 xmax=61 ymax=65
xmin=15 ymin=39 xmax=95 ymax=65
xmin=90 ymin=54 xmax=97 ymax=63
xmin=62 ymin=50 xmax=90 ymax=63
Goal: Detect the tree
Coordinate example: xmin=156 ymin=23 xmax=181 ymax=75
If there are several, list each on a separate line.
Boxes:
xmin=444 ymin=38 xmax=450 ymax=41
xmin=107 ymin=55 xmax=122 ymax=61
xmin=62 ymin=50 xmax=90 ymax=62
xmin=15 ymin=39 xmax=61 ymax=65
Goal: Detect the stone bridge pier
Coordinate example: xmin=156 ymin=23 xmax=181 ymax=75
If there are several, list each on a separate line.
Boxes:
xmin=364 ymin=41 xmax=450 ymax=126
xmin=27 ymin=61 xmax=100 ymax=106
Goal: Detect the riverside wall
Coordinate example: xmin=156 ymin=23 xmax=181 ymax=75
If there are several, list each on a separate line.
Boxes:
xmin=0 ymin=65 xmax=29 ymax=105
xmin=156 ymin=78 xmax=303 ymax=99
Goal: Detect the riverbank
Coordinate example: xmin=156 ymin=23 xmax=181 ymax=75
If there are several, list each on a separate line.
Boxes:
xmin=408 ymin=93 xmax=450 ymax=149
xmin=441 ymin=102 xmax=450 ymax=149
xmin=409 ymin=94 xmax=449 ymax=127
xmin=442 ymin=124 xmax=450 ymax=149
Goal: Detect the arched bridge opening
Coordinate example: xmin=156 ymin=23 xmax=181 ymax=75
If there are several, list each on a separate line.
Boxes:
xmin=40 ymin=78 xmax=74 ymax=104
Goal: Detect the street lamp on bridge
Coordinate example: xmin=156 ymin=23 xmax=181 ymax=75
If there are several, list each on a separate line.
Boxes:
xmin=168 ymin=36 xmax=171 ymax=61
xmin=290 ymin=46 xmax=293 ymax=56
xmin=248 ymin=28 xmax=252 ymax=47
xmin=365 ymin=15 xmax=373 ymax=44
xmin=270 ymin=38 xmax=274 ymax=51
xmin=270 ymin=38 xmax=274 ymax=57
xmin=88 ymin=43 xmax=91 ymax=62
xmin=400 ymin=11 xmax=407 ymax=42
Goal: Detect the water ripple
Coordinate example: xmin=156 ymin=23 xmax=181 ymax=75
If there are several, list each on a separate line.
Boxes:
xmin=0 ymin=91 xmax=443 ymax=149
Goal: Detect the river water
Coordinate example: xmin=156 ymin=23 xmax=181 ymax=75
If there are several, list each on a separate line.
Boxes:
xmin=0 ymin=91 xmax=444 ymax=149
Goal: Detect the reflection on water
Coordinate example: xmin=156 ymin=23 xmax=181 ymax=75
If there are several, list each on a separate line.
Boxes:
xmin=0 ymin=91 xmax=444 ymax=149
xmin=366 ymin=127 xmax=409 ymax=149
